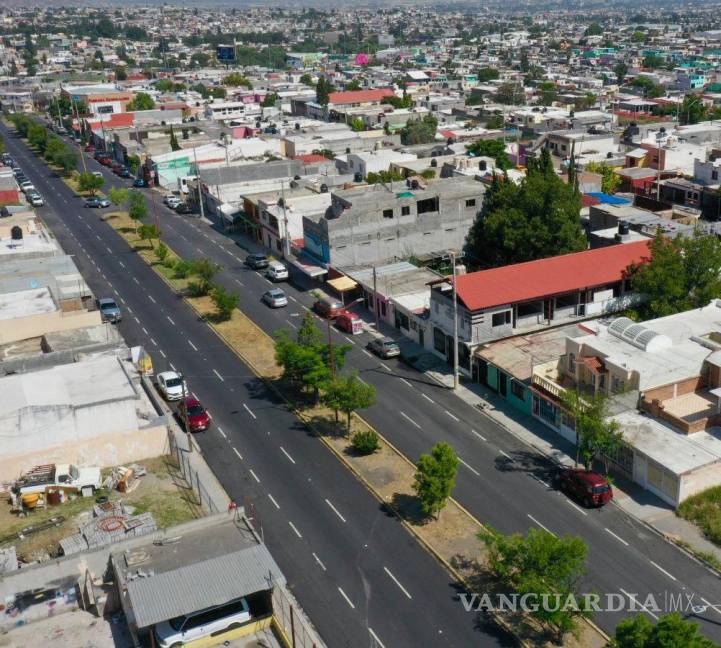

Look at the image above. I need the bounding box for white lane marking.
[362,349,373,358]
[243,403,257,419]
[280,446,296,464]
[357,376,369,385]
[286,319,297,329]
[159,350,166,358]
[134,316,140,324]
[218,427,227,439]
[527,514,556,536]
[379,362,392,372]
[344,335,356,345]
[445,410,460,422]
[532,474,551,488]
[233,448,243,460]
[125,305,132,312]
[620,589,659,620]
[213,369,224,382]
[368,628,385,648]
[312,552,327,571]
[169,362,176,371]
[106,246,112,253]
[499,450,514,462]
[288,295,298,303]
[566,499,588,516]
[400,378,412,387]
[325,498,346,523]
[132,277,139,284]
[119,261,125,268]
[234,279,245,287]
[188,340,198,351]
[288,521,302,538]
[148,295,156,304]
[337,587,355,609]
[195,246,203,253]
[267,493,280,509]
[400,411,421,429]
[383,566,412,599]
[142,327,148,335]
[249,469,260,483]
[605,528,629,546]
[150,338,157,347]
[458,456,480,476]
[471,429,487,441]
[167,316,175,325]
[421,393,434,404]
[649,560,677,582]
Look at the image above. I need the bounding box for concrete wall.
[678,460,721,503]
[0,309,102,345]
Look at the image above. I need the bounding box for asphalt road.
[9,124,721,643]
[1,126,515,648]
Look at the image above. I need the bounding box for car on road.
[156,371,187,401]
[177,396,211,433]
[165,195,182,209]
[335,310,363,335]
[91,171,104,178]
[12,167,23,177]
[154,596,250,648]
[174,203,195,215]
[20,181,35,194]
[262,288,288,308]
[367,337,401,359]
[85,197,111,208]
[244,253,269,270]
[97,297,121,323]
[27,192,44,207]
[265,261,288,282]
[313,295,344,319]
[554,468,613,508]
[133,177,148,188]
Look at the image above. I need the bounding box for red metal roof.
[294,154,330,164]
[88,113,134,130]
[328,88,394,106]
[453,240,651,311]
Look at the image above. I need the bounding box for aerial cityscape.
[5,3,721,648]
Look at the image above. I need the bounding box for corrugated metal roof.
[127,544,285,628]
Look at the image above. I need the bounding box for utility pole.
[372,265,379,332]
[450,251,459,391]
[327,319,336,380]
[192,146,205,220]
[180,374,191,452]
[280,180,290,259]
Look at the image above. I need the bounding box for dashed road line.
[148,295,156,304]
[233,448,243,460]
[368,628,385,648]
[337,587,355,609]
[527,514,555,536]
[400,411,421,429]
[243,403,257,419]
[150,338,157,347]
[142,327,148,335]
[649,560,677,581]
[286,319,297,329]
[188,340,198,351]
[620,589,659,620]
[421,393,434,404]
[218,427,227,439]
[312,552,326,571]
[325,498,346,523]
[605,528,629,546]
[565,499,587,516]
[344,335,356,345]
[400,378,412,387]
[280,446,296,464]
[445,410,460,422]
[167,316,175,325]
[288,521,302,538]
[267,493,280,509]
[379,362,392,372]
[499,450,514,462]
[362,349,373,358]
[213,369,225,382]
[249,469,260,483]
[457,457,480,476]
[471,429,486,441]
[159,350,166,358]
[383,566,412,599]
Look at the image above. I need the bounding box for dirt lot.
[0,455,203,564]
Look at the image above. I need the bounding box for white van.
[154,597,251,647]
[265,261,289,282]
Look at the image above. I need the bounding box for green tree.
[631,30,646,43]
[610,613,715,648]
[630,76,665,98]
[188,258,222,296]
[77,171,105,196]
[300,73,314,86]
[351,429,380,455]
[169,125,180,151]
[613,61,629,84]
[27,123,48,153]
[346,79,362,91]
[211,285,238,322]
[413,442,459,519]
[323,373,376,434]
[0,134,4,155]
[108,186,129,207]
[495,82,524,105]
[477,67,500,82]
[128,190,148,231]
[297,311,323,348]
[43,137,65,165]
[138,223,160,249]
[538,80,558,106]
[480,526,589,642]
[114,66,127,81]
[315,77,335,106]
[466,138,510,170]
[261,92,279,108]
[628,229,721,319]
[485,114,504,129]
[173,259,193,279]
[643,55,664,69]
[57,148,77,175]
[400,114,438,145]
[584,161,620,194]
[584,22,603,36]
[366,169,403,184]
[222,73,252,88]
[127,155,140,174]
[350,117,365,132]
[463,149,586,269]
[155,241,169,264]
[127,92,155,111]
[680,94,707,125]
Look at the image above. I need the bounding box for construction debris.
[103,463,147,493]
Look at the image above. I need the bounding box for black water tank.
[320,184,328,193]
[430,158,437,167]
[294,175,301,181]
[618,221,630,235]
[479,160,487,171]
[290,181,298,189]
[10,226,22,240]
[354,172,363,183]
[411,179,419,190]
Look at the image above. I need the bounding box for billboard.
[217,45,236,62]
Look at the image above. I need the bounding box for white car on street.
[157,371,187,401]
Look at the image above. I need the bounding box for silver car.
[262,289,288,308]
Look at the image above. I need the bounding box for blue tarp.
[586,192,631,206]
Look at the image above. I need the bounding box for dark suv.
[244,253,269,270]
[555,468,613,508]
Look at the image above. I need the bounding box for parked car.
[27,193,44,207]
[165,195,182,209]
[91,171,104,178]
[84,144,95,153]
[85,197,110,208]
[97,297,121,323]
[554,468,613,508]
[154,596,251,648]
[313,295,345,319]
[177,396,211,433]
[111,162,122,174]
[12,167,23,176]
[262,288,288,308]
[156,371,187,401]
[20,181,35,194]
[93,150,108,160]
[367,337,401,358]
[133,177,148,188]
[244,253,269,270]
[174,203,195,215]
[98,156,113,167]
[265,261,288,282]
[117,166,131,178]
[335,310,363,335]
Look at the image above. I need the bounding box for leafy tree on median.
[463,148,585,269]
[627,229,721,320]
[138,224,160,249]
[128,190,148,231]
[77,171,105,196]
[188,258,222,296]
[413,442,459,519]
[108,186,129,208]
[211,285,238,322]
[43,137,65,165]
[323,372,376,434]
[27,123,48,153]
[480,526,589,643]
[609,613,716,648]
[155,241,169,264]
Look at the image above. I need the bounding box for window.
[511,380,525,400]
[433,326,446,353]
[492,311,511,327]
[398,312,410,330]
[417,197,439,214]
[465,199,476,208]
[401,206,410,216]
[383,208,394,219]
[445,228,456,233]
[568,352,576,372]
[713,170,719,181]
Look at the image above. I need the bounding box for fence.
[167,432,221,515]
[272,583,327,648]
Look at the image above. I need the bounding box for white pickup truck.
[13,463,102,497]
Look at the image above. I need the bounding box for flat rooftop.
[0,287,56,320]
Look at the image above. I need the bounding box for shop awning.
[327,276,358,292]
[289,253,327,278]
